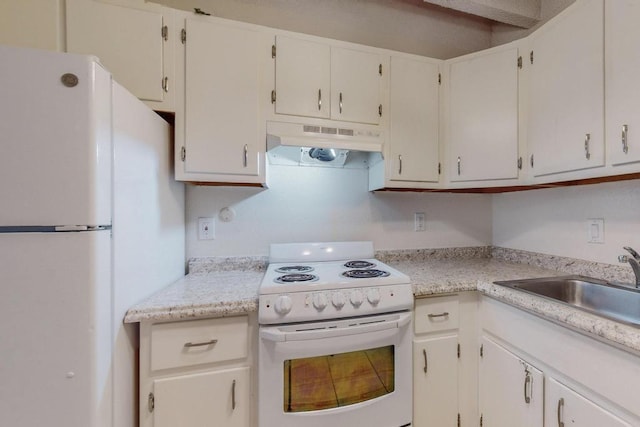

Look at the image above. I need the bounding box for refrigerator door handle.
[0,225,111,233]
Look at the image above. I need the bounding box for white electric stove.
[258,241,413,325]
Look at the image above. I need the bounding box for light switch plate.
[587,218,604,244]
[198,217,215,240]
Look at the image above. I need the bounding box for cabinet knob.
[339,92,343,114]
[318,89,322,111]
[457,156,461,175]
[398,155,403,175]
[622,124,629,154]
[243,144,248,168]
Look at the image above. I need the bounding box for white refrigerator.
[0,46,185,427]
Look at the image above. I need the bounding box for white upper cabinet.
[605,0,640,166]
[331,47,383,125]
[447,46,519,182]
[274,36,331,119]
[175,17,272,183]
[273,36,383,125]
[66,0,175,111]
[387,55,440,184]
[527,0,604,178]
[0,0,64,51]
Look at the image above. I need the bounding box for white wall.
[493,180,640,265]
[187,165,492,258]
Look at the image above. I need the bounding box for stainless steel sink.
[493,275,640,327]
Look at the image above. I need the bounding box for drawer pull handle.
[423,348,428,373]
[427,312,449,319]
[232,379,237,410]
[524,369,532,404]
[557,397,564,427]
[184,339,218,348]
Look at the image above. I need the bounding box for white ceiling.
[423,0,541,28]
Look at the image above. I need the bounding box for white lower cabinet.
[413,335,459,426]
[480,296,640,426]
[479,336,543,427]
[545,377,630,427]
[413,293,478,427]
[139,315,253,427]
[153,367,250,427]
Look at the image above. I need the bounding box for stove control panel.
[259,284,413,324]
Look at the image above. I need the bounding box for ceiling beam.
[423,0,541,28]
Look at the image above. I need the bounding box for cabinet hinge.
[517,56,522,69]
[148,392,155,413]
[480,344,484,358]
[271,90,276,104]
[458,413,461,427]
[438,73,442,85]
[530,50,534,64]
[378,104,382,117]
[379,63,382,76]
[181,28,186,44]
[517,156,523,170]
[161,25,168,41]
[480,414,483,427]
[162,76,169,93]
[438,162,441,175]
[457,343,461,358]
[180,146,186,162]
[272,44,276,58]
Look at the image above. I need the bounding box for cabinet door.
[153,367,250,427]
[182,18,266,177]
[388,56,440,183]
[479,336,543,427]
[528,0,604,177]
[605,0,640,166]
[274,35,330,119]
[331,47,382,124]
[448,47,519,182]
[66,0,168,104]
[0,0,63,51]
[545,377,631,427]
[413,335,459,427]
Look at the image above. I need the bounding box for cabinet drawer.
[414,295,459,333]
[151,316,248,371]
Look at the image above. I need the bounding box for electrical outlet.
[587,218,604,244]
[414,212,426,232]
[198,217,215,240]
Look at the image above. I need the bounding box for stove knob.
[367,288,381,306]
[312,293,328,311]
[274,295,293,315]
[331,292,346,309]
[350,290,364,307]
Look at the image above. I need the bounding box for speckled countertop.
[124,246,640,353]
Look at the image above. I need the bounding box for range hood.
[266,120,384,168]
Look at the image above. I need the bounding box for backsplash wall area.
[187,164,492,258]
[493,180,640,265]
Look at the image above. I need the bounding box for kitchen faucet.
[622,247,640,288]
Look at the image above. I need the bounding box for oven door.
[258,311,412,427]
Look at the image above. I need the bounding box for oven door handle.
[260,312,412,342]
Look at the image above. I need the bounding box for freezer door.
[0,230,112,427]
[0,46,112,227]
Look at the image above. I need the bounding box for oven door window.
[283,345,395,412]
